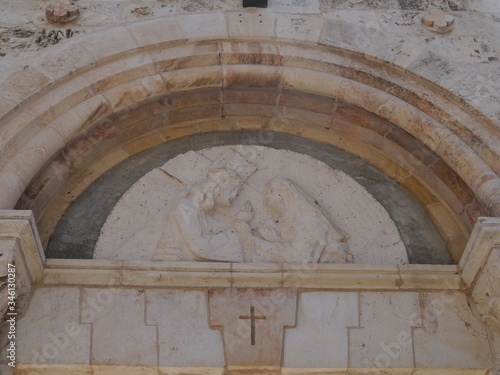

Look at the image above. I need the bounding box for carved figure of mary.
[235,178,352,264]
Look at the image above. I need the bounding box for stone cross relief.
[209,288,297,369]
[239,306,266,346]
[154,149,352,264]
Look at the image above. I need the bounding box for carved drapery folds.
[167,167,352,264]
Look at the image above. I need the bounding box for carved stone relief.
[94,146,407,264]
[209,288,297,370]
[167,168,352,263]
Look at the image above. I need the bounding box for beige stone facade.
[0,0,499,374]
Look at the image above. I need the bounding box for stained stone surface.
[48,132,451,264]
[283,292,358,367]
[0,0,498,373]
[13,287,494,371]
[17,288,91,365]
[413,292,493,369]
[146,290,224,367]
[349,292,421,368]
[209,288,297,367]
[93,145,407,264]
[81,288,157,366]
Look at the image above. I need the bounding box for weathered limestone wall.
[0,1,498,374]
[0,211,497,374]
[1,0,499,122]
[10,286,494,374]
[0,1,498,254]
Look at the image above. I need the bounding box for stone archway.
[0,28,498,260]
[0,12,499,374]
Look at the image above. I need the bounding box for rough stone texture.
[349,292,421,368]
[146,290,225,367]
[413,292,493,369]
[11,287,495,372]
[0,1,498,373]
[283,292,358,367]
[17,288,91,365]
[81,288,157,366]
[0,0,496,123]
[48,132,450,264]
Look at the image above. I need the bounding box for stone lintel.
[8,364,491,374]
[41,259,462,290]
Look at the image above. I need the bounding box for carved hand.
[236,201,254,223]
[233,220,252,238]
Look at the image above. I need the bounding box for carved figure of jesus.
[168,168,253,262]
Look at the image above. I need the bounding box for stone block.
[276,15,323,42]
[401,176,439,207]
[15,364,93,374]
[320,18,379,53]
[159,368,224,375]
[177,13,227,40]
[349,292,421,368]
[103,75,167,113]
[146,290,225,367]
[33,40,95,80]
[162,66,222,92]
[169,104,222,124]
[88,54,156,95]
[209,288,297,367]
[227,12,276,38]
[270,0,320,13]
[92,366,159,375]
[224,88,279,105]
[284,292,358,367]
[413,292,493,369]
[153,43,220,73]
[0,66,51,103]
[17,288,90,365]
[126,17,183,46]
[48,95,112,142]
[88,148,131,175]
[224,103,276,117]
[281,67,342,98]
[426,203,464,239]
[281,91,336,115]
[122,132,165,154]
[223,65,282,89]
[82,288,157,366]
[77,26,138,61]
[171,89,222,109]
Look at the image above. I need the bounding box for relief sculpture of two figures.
[163,165,352,264]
